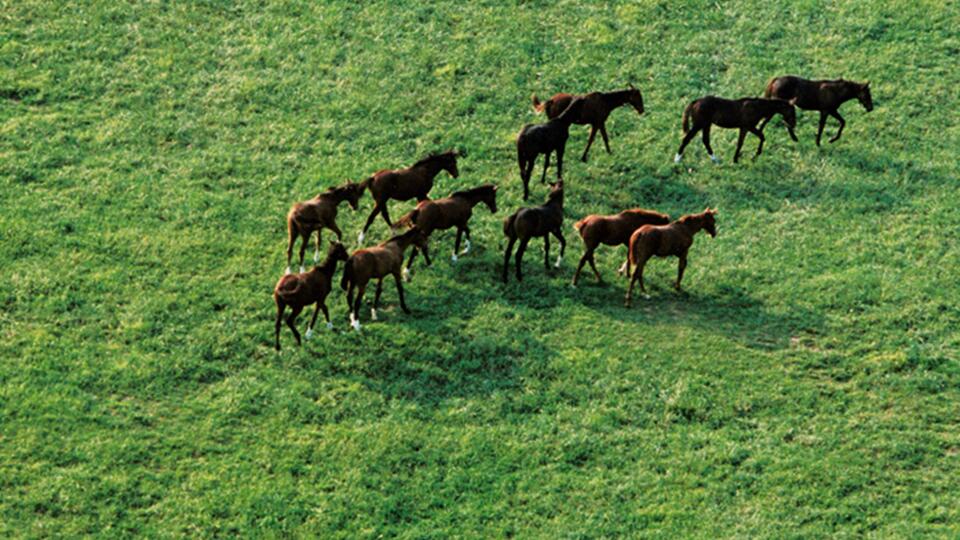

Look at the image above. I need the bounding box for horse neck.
[837,82,859,104]
[387,234,417,253]
[544,194,564,215]
[677,215,706,235]
[328,187,351,205]
[415,160,446,180]
[601,90,632,110]
[455,190,487,209]
[314,252,341,277]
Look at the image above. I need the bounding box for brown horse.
[625,208,717,306]
[357,151,460,245]
[273,242,349,350]
[285,180,363,274]
[674,97,798,164]
[394,184,498,275]
[517,98,585,200]
[763,76,873,146]
[340,227,430,331]
[571,208,670,286]
[532,85,645,162]
[502,181,565,283]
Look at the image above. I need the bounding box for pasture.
[2,1,959,536]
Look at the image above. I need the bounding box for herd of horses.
[273,75,874,350]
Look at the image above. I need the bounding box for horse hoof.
[284,266,292,275]
[351,319,361,332]
[326,322,334,330]
[370,308,378,321]
[299,266,305,274]
[554,255,562,268]
[673,153,682,163]
[305,328,313,340]
[643,294,652,300]
[451,254,458,263]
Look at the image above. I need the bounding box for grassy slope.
[2,0,959,537]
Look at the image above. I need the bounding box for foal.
[273,242,349,350]
[340,227,430,331]
[532,84,645,162]
[674,97,798,164]
[395,184,498,274]
[625,208,717,307]
[516,98,585,200]
[763,76,873,145]
[285,180,363,274]
[357,150,459,244]
[502,181,565,283]
[571,208,670,286]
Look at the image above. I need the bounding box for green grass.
[2,0,959,537]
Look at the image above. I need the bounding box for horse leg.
[306,301,321,339]
[522,158,535,200]
[625,256,649,307]
[380,201,394,228]
[404,248,417,281]
[828,110,845,143]
[286,306,303,346]
[359,203,381,244]
[320,302,332,330]
[702,125,718,163]
[328,222,343,242]
[460,225,471,255]
[515,237,530,282]
[285,225,297,274]
[751,127,766,159]
[393,272,411,314]
[675,254,687,291]
[588,251,602,282]
[581,125,598,162]
[298,232,310,273]
[556,146,565,180]
[502,236,516,283]
[733,128,747,163]
[543,234,551,272]
[553,227,565,268]
[372,278,383,320]
[599,123,611,154]
[540,152,550,184]
[351,283,366,331]
[816,111,828,146]
[675,126,699,162]
[572,246,592,286]
[274,300,285,351]
[452,228,462,262]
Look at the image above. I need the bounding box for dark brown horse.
[357,151,460,244]
[674,97,798,164]
[532,85,645,162]
[625,208,717,306]
[273,242,349,350]
[571,208,670,286]
[763,76,873,145]
[502,181,565,283]
[340,227,430,331]
[394,184,498,275]
[516,99,585,200]
[285,181,363,274]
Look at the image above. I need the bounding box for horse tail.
[628,230,647,266]
[275,277,303,303]
[358,176,374,195]
[340,258,354,291]
[503,212,517,239]
[394,208,419,230]
[531,93,545,113]
[573,216,588,233]
[681,102,692,134]
[762,77,776,99]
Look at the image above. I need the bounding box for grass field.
[2,0,959,537]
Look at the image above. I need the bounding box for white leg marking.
[299,265,305,274]
[357,231,365,245]
[402,267,411,282]
[351,317,361,331]
[285,266,292,275]
[709,154,719,164]
[370,308,378,321]
[674,153,683,163]
[554,254,562,268]
[305,328,313,340]
[643,293,652,300]
[617,261,628,275]
[461,239,471,255]
[451,254,458,263]
[326,322,334,330]
[313,248,320,263]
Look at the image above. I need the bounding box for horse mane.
[413,151,454,168]
[450,184,495,199]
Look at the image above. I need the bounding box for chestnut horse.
[674,97,798,164]
[273,242,349,350]
[394,184,498,274]
[516,98,584,200]
[285,180,363,274]
[502,181,565,283]
[357,151,459,244]
[532,84,645,162]
[763,76,873,145]
[571,208,670,286]
[625,208,717,307]
[340,227,430,331]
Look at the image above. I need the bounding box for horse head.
[627,83,645,115]
[857,82,873,112]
